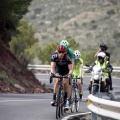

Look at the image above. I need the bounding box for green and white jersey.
[67,48,75,59]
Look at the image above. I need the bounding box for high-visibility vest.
[95,60,109,76]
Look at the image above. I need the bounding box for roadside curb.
[61,112,91,120]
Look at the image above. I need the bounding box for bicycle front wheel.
[56,86,63,119]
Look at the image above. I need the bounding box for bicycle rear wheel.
[70,87,75,113]
[74,88,80,112]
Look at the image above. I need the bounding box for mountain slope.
[24,0,120,65]
[0,40,48,93]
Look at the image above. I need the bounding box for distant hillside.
[23,0,120,65]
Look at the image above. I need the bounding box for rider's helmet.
[57,45,66,52]
[60,40,69,50]
[97,52,106,63]
[100,43,108,51]
[74,50,81,59]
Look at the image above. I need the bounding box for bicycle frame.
[51,75,68,119]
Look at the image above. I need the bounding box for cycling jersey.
[67,48,75,59]
[73,58,84,77]
[51,53,72,75]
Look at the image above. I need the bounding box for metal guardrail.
[27,64,120,72]
[87,92,120,120]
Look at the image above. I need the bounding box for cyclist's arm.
[94,49,101,58]
[79,66,83,77]
[71,58,74,71]
[79,59,83,77]
[68,64,73,75]
[50,62,56,73]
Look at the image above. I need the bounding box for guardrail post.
[91,112,97,120]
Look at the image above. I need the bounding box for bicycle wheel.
[60,90,64,116]
[70,87,75,113]
[75,88,80,112]
[56,86,61,119]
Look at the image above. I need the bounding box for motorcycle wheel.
[100,82,105,92]
[92,85,99,94]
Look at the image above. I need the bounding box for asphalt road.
[0,74,120,120]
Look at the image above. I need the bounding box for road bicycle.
[70,77,81,112]
[50,74,69,119]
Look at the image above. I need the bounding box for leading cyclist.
[50,45,73,109]
[60,40,75,107]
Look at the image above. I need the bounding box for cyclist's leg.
[63,78,71,109]
[77,77,83,100]
[51,68,60,106]
[51,78,59,106]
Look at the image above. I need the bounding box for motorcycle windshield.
[92,65,102,75]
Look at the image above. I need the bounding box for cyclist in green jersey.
[73,50,84,100]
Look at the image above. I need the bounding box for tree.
[82,51,95,65]
[41,42,59,64]
[67,38,79,50]
[0,0,32,46]
[9,19,38,65]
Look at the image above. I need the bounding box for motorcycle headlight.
[93,75,99,80]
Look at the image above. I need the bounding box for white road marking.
[61,112,91,120]
[0,99,49,103]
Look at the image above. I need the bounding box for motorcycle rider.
[94,43,113,90]
[88,52,113,93]
[72,50,84,100]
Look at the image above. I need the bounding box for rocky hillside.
[24,0,120,65]
[0,40,49,93]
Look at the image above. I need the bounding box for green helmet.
[60,40,69,50]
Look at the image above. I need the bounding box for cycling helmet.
[60,40,69,50]
[57,45,66,52]
[97,52,106,62]
[100,43,108,50]
[74,50,81,59]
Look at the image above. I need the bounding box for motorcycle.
[85,64,111,96]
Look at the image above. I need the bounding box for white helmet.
[97,52,106,59]
[74,50,81,59]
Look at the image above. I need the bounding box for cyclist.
[50,45,73,109]
[89,52,113,93]
[72,50,84,100]
[94,43,113,90]
[60,40,75,107]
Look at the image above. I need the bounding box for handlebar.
[85,69,91,73]
[50,74,69,79]
[49,74,70,84]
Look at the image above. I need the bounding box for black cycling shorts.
[55,67,69,76]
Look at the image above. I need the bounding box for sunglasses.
[58,51,65,54]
